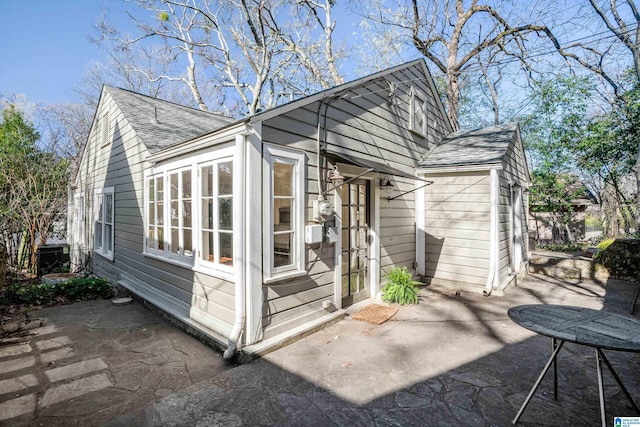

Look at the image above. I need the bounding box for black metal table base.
[512,339,640,426]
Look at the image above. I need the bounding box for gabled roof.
[419,123,517,169]
[105,86,236,154]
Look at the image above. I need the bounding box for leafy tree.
[0,104,70,272]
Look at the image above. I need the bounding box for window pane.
[148,228,155,249]
[105,195,113,224]
[170,173,178,199]
[274,162,293,196]
[105,224,112,252]
[182,170,191,198]
[158,227,164,250]
[274,198,292,229]
[274,232,292,267]
[183,200,192,228]
[184,229,192,257]
[95,222,102,250]
[219,198,232,230]
[148,202,155,225]
[202,199,213,229]
[201,166,213,197]
[219,232,233,266]
[218,162,233,195]
[156,177,163,198]
[170,201,178,226]
[171,228,179,254]
[157,202,164,224]
[148,178,154,201]
[202,231,213,262]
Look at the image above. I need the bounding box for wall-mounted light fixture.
[380,175,394,194]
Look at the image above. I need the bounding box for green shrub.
[381,266,420,305]
[1,277,115,306]
[537,242,587,252]
[596,238,615,250]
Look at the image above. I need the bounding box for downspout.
[223,132,248,359]
[484,169,499,296]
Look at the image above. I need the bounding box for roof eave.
[417,163,503,174]
[146,120,251,163]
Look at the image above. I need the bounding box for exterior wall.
[69,90,235,341]
[260,62,450,338]
[422,171,491,288]
[498,131,530,285]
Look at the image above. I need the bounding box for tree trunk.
[446,69,460,131]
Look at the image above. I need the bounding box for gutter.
[484,168,499,296]
[223,133,248,359]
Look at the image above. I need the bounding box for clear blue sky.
[0,0,109,105]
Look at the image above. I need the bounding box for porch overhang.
[328,150,430,182]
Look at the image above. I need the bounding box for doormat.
[351,304,398,325]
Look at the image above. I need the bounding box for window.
[73,193,85,246]
[143,146,235,274]
[200,160,233,270]
[410,88,426,136]
[263,145,305,280]
[94,187,114,260]
[147,175,165,253]
[101,112,110,146]
[168,169,194,259]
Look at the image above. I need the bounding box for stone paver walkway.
[0,299,233,426]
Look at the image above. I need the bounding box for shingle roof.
[419,123,517,169]
[105,86,236,153]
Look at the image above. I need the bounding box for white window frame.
[198,157,235,275]
[167,167,195,262]
[143,144,236,278]
[263,144,306,282]
[410,87,427,136]
[94,187,115,260]
[73,192,85,247]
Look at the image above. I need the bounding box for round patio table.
[508,304,640,426]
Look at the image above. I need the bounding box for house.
[68,59,530,358]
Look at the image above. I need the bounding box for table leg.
[597,348,640,413]
[596,349,606,427]
[512,340,565,425]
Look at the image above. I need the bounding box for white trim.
[512,186,523,274]
[262,144,306,281]
[94,186,115,261]
[418,164,503,174]
[244,122,263,345]
[370,178,381,298]
[333,180,343,309]
[415,179,426,276]
[483,169,500,296]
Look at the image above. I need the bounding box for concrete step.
[528,251,609,281]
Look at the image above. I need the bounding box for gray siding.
[70,90,235,339]
[423,172,491,287]
[498,130,530,285]
[260,62,449,335]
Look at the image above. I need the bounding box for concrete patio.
[1,272,639,426]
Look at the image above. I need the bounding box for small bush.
[1,277,115,306]
[381,266,420,305]
[537,242,587,252]
[596,238,615,250]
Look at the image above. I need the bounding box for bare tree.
[93,0,347,116]
[362,0,557,131]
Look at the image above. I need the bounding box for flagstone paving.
[0,299,233,426]
[1,273,639,426]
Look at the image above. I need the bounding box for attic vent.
[101,112,110,146]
